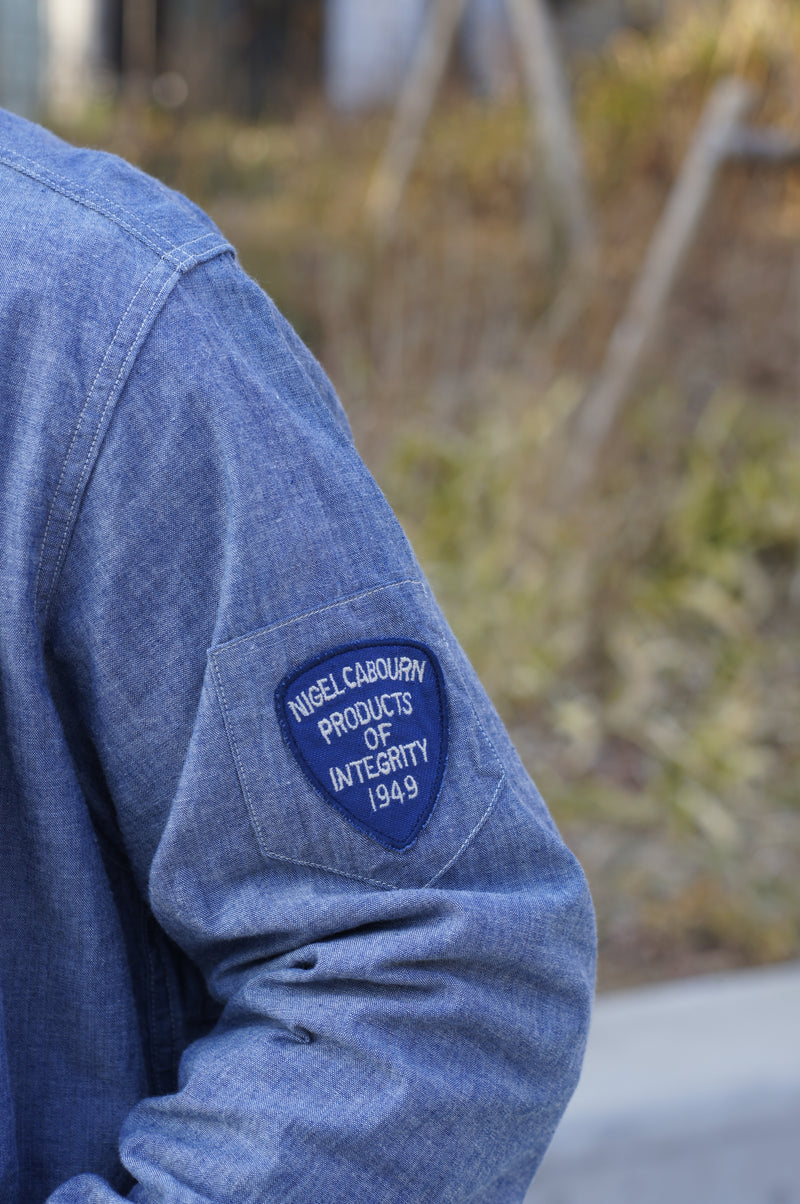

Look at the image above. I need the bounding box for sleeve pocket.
[208,580,505,890]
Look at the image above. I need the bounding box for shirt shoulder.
[0,111,233,627]
[0,108,227,266]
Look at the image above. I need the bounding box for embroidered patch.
[275,641,449,850]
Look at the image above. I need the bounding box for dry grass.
[53,0,800,988]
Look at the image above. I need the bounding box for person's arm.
[45,255,595,1204]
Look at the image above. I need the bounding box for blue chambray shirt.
[0,109,595,1203]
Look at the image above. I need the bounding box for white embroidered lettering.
[321,695,407,741]
[279,642,445,842]
[331,764,353,792]
[364,755,380,780]
[329,712,346,738]
[364,726,380,751]
[403,741,419,767]
[350,758,366,784]
[288,698,310,723]
[376,750,391,775]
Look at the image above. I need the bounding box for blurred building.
[0,0,41,117]
[326,0,666,111]
[325,0,427,111]
[0,0,111,117]
[0,0,323,117]
[0,0,665,120]
[323,0,516,110]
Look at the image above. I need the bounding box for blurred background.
[2,0,798,995]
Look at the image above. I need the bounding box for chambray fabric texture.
[0,109,596,1204]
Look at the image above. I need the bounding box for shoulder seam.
[0,147,230,268]
[35,248,231,630]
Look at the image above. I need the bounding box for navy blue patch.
[275,641,448,851]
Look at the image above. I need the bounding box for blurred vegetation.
[52,0,800,988]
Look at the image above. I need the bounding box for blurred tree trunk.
[366,0,471,236]
[506,0,595,263]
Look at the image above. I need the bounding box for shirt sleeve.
[44,253,595,1204]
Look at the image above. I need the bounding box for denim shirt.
[0,109,595,1204]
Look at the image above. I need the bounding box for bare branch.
[366,0,469,239]
[557,77,755,501]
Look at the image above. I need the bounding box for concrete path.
[525,961,800,1203]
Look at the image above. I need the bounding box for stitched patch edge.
[275,639,450,851]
